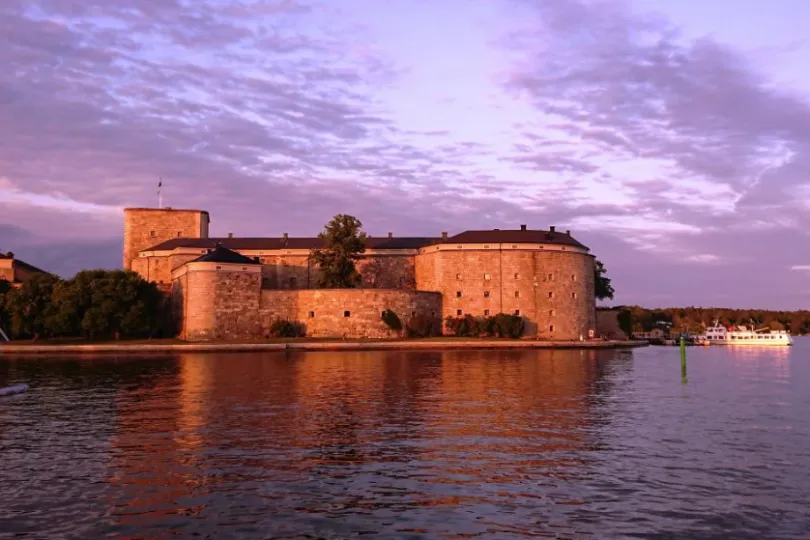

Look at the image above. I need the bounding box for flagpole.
[158,178,163,209]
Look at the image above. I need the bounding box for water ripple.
[1,345,810,539]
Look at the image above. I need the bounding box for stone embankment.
[0,339,647,355]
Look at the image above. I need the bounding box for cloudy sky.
[2,0,810,309]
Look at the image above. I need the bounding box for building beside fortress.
[123,207,597,341]
[0,250,49,288]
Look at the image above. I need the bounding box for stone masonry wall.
[414,248,595,340]
[123,208,208,271]
[259,289,442,339]
[173,263,262,341]
[258,253,415,290]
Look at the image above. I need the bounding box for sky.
[2,0,810,310]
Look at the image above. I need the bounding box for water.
[1,343,809,539]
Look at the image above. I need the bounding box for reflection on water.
[1,345,809,539]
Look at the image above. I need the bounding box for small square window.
[547,273,553,280]
[514,291,520,298]
[548,291,553,299]
[216,265,222,270]
[456,273,462,280]
[549,325,555,333]
[456,309,462,316]
[412,311,416,317]
[309,311,315,318]
[150,230,156,237]
[572,292,577,299]
[514,273,520,279]
[515,309,521,316]
[571,274,577,281]
[456,291,462,298]
[484,291,490,297]
[549,309,555,316]
[484,273,491,280]
[484,309,490,316]
[344,311,351,317]
[177,231,182,237]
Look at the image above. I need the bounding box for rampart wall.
[259,289,442,339]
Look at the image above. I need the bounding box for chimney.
[566,229,571,235]
[283,233,288,240]
[228,232,233,238]
[441,232,448,239]
[388,232,393,239]
[549,226,556,232]
[7,251,13,259]
[520,224,527,231]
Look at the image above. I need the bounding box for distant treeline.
[607,305,810,336]
[0,270,167,340]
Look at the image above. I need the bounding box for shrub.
[444,314,481,337]
[381,309,402,331]
[269,319,306,338]
[406,314,441,338]
[444,313,524,339]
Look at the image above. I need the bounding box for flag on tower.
[157,178,163,208]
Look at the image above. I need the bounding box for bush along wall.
[444,313,525,339]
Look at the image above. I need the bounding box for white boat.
[705,320,793,347]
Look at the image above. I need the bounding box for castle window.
[571,292,577,299]
[548,291,554,299]
[484,309,490,316]
[456,291,462,298]
[177,231,181,237]
[512,245,518,248]
[456,273,462,280]
[309,311,315,318]
[150,230,156,237]
[456,309,462,316]
[484,273,491,280]
[216,266,222,270]
[484,291,490,297]
[412,311,416,317]
[549,325,555,332]
[431,311,436,317]
[344,311,351,317]
[484,245,490,249]
[515,309,521,316]
[381,311,386,318]
[547,273,553,280]
[549,309,555,316]
[572,274,577,281]
[514,273,520,279]
[514,291,520,298]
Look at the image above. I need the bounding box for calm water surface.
[1,342,809,539]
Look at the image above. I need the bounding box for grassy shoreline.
[0,337,647,355]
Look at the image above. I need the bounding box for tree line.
[610,305,810,336]
[0,270,166,340]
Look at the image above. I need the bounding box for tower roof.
[189,244,261,265]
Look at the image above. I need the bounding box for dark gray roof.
[445,229,588,250]
[0,251,50,274]
[189,244,261,265]
[145,236,441,252]
[143,228,589,253]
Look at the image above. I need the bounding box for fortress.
[123,207,598,341]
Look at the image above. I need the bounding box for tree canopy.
[309,214,367,288]
[607,305,810,335]
[594,259,614,301]
[1,269,165,340]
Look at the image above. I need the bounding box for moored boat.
[705,320,792,347]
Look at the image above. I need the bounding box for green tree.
[4,273,61,339]
[594,259,615,301]
[0,280,11,333]
[309,214,367,288]
[80,270,164,339]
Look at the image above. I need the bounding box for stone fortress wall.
[127,208,597,341]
